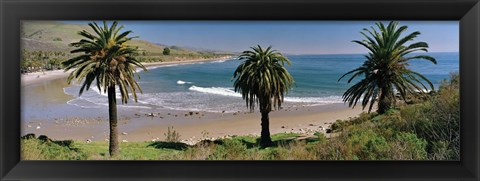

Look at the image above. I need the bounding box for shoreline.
[21,55,234,87]
[20,54,368,145]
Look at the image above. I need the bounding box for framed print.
[1,0,479,180]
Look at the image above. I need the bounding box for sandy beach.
[22,103,365,144]
[21,55,367,144]
[21,56,233,87]
[22,69,74,87]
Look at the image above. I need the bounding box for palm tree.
[62,21,147,157]
[339,21,437,114]
[232,45,294,147]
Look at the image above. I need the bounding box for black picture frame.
[1,0,479,180]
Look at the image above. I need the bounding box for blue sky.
[63,21,459,54]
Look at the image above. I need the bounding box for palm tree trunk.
[108,86,119,157]
[260,110,273,147]
[378,87,392,114]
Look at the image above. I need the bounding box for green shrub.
[21,138,86,160]
[430,141,454,160]
[164,126,181,142]
[402,73,460,160]
[263,147,289,160]
[266,141,315,160]
[330,120,346,132]
[163,47,171,55]
[389,132,428,160]
[316,132,328,144]
[331,112,376,132]
[176,143,215,160]
[211,139,248,160]
[361,135,390,160]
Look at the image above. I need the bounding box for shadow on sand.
[22,134,81,152]
[146,135,321,150]
[148,141,189,150]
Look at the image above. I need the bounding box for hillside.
[20,21,232,70]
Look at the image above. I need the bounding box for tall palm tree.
[62,21,147,156]
[232,45,294,147]
[339,21,437,114]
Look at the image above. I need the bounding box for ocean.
[63,52,459,113]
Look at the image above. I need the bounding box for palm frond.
[340,21,436,113]
[63,21,145,104]
[232,45,294,113]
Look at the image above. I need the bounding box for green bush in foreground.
[330,72,459,160]
[21,135,86,160]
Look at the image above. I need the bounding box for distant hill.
[21,21,232,60]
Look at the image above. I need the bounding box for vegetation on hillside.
[330,73,459,160]
[21,50,67,73]
[162,47,171,55]
[20,21,232,73]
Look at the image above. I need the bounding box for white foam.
[64,83,151,109]
[210,59,230,63]
[66,97,106,109]
[63,87,74,96]
[284,96,343,104]
[66,97,151,109]
[136,58,234,73]
[91,86,108,97]
[118,105,152,109]
[393,88,433,94]
[189,86,241,98]
[65,84,344,112]
[177,80,192,85]
[188,85,343,104]
[136,64,179,73]
[136,91,244,113]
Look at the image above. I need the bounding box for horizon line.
[148,40,458,56]
[224,51,459,56]
[281,51,459,56]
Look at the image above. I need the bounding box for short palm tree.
[62,21,147,156]
[339,21,437,114]
[232,45,294,147]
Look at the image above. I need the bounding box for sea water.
[64,52,459,113]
